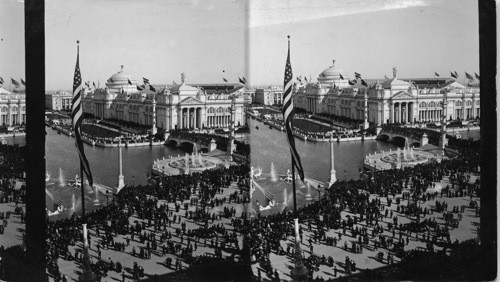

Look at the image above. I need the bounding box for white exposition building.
[82,66,246,131]
[0,86,26,126]
[293,61,480,126]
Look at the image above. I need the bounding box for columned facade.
[0,88,26,126]
[81,67,246,132]
[293,62,481,126]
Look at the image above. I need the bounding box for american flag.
[282,36,304,181]
[71,42,93,188]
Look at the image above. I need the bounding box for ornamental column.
[363,93,369,129]
[117,143,125,191]
[151,95,157,135]
[329,137,337,186]
[461,94,466,120]
[471,92,476,119]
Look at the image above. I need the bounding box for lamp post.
[106,190,109,206]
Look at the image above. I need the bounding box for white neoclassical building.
[45,91,73,111]
[82,66,246,131]
[294,62,480,126]
[0,87,26,126]
[254,86,284,105]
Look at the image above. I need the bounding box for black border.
[25,0,46,279]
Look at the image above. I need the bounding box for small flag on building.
[137,85,144,91]
[454,71,459,77]
[238,77,245,84]
[71,41,93,188]
[450,72,458,79]
[0,76,3,83]
[93,82,96,87]
[465,72,474,81]
[475,72,480,80]
[282,35,304,182]
[434,72,440,77]
[361,79,368,87]
[21,79,26,86]
[348,80,355,85]
[354,72,361,79]
[11,78,20,87]
[339,73,344,80]
[223,77,228,83]
[143,77,150,85]
[149,84,156,92]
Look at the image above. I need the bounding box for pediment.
[391,91,415,99]
[180,97,203,105]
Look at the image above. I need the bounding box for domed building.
[81,66,246,131]
[317,61,350,89]
[294,61,480,127]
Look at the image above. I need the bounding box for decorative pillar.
[439,90,448,150]
[329,137,337,186]
[117,143,125,191]
[390,102,394,123]
[471,92,476,119]
[363,93,369,129]
[151,95,157,135]
[462,94,466,120]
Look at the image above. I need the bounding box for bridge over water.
[165,135,217,152]
[377,128,426,147]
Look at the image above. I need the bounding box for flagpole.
[287,35,308,282]
[76,40,95,282]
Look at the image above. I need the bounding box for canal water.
[50,120,466,217]
[249,118,396,183]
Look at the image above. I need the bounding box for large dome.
[317,61,349,89]
[108,65,136,84]
[320,65,345,78]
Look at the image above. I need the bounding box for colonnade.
[179,107,202,129]
[418,109,443,122]
[390,101,414,123]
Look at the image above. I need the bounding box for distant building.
[82,66,247,131]
[294,62,480,126]
[45,91,73,111]
[255,86,284,105]
[0,87,26,125]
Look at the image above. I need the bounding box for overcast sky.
[0,0,25,90]
[249,0,479,85]
[0,0,480,90]
[45,0,246,90]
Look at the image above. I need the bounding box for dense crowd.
[46,165,250,281]
[46,127,481,280]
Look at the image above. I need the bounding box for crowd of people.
[45,122,481,280]
[46,164,251,281]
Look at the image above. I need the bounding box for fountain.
[46,168,112,220]
[94,186,100,204]
[191,152,196,166]
[71,193,76,211]
[396,148,401,167]
[58,167,66,187]
[198,153,202,165]
[305,182,312,201]
[270,162,278,182]
[283,188,288,206]
[250,165,325,216]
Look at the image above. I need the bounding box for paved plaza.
[51,171,480,281]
